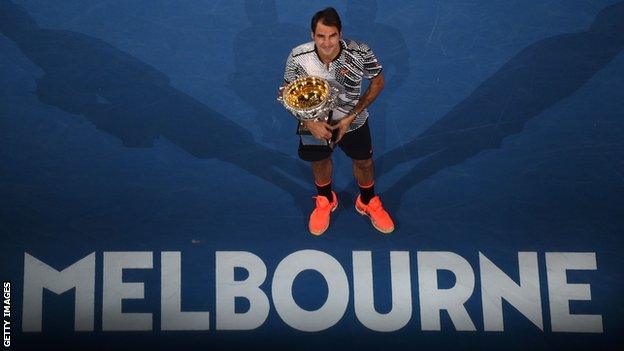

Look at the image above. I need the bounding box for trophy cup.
[277,76,341,147]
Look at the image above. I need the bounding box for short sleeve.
[361,43,383,79]
[283,52,300,83]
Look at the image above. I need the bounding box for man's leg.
[307,157,338,235]
[296,138,338,235]
[353,159,395,233]
[338,121,394,234]
[312,157,333,186]
[352,158,374,190]
[353,157,376,205]
[351,157,394,234]
[312,156,334,201]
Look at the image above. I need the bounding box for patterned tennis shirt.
[283,39,383,132]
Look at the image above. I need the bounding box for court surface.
[1,1,623,350]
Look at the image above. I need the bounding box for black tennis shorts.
[298,119,373,162]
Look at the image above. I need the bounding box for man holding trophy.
[279,7,394,235]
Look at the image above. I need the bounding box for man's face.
[312,21,341,58]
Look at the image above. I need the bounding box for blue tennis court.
[1,1,623,350]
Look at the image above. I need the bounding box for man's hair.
[311,7,342,33]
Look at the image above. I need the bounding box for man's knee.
[353,158,373,170]
[312,157,332,167]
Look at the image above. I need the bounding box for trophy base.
[296,111,337,148]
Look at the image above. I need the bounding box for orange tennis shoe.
[355,195,395,234]
[308,191,338,236]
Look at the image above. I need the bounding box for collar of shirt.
[313,39,346,65]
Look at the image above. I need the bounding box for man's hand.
[303,120,333,141]
[330,114,356,143]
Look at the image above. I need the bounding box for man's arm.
[351,72,385,118]
[331,72,385,143]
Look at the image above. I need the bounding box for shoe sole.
[309,202,338,236]
[355,204,395,234]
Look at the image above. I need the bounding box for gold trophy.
[278,76,341,147]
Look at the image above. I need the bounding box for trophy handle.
[276,86,285,102]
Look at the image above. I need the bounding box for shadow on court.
[0,0,310,215]
[374,1,624,211]
[230,0,308,148]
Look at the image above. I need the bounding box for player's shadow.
[229,0,308,150]
[374,1,624,211]
[0,0,310,215]
[344,0,410,173]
